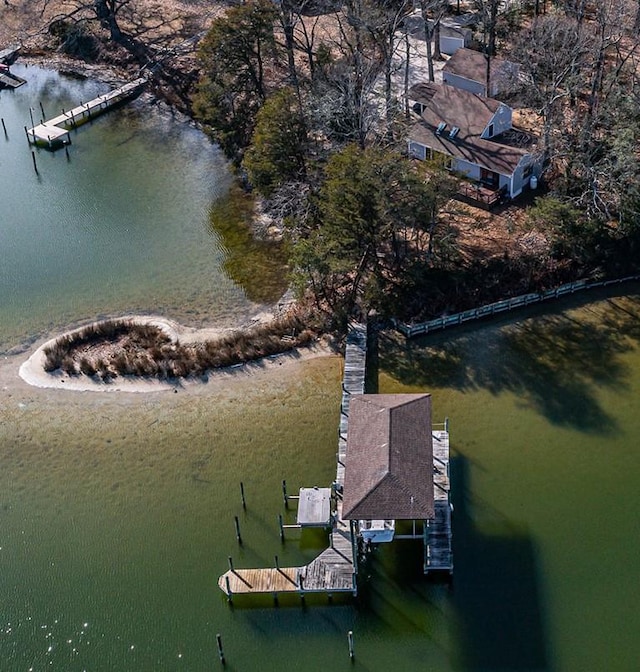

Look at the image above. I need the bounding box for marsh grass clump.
[41,308,329,382]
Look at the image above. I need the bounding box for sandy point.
[18,315,336,393]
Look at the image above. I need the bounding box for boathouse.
[342,394,434,543]
[342,393,452,574]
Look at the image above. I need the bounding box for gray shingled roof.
[408,82,528,175]
[342,394,434,521]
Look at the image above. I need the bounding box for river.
[1,65,640,671]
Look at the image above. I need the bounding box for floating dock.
[26,77,147,148]
[217,324,367,601]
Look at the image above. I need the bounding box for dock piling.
[1,117,6,136]
[282,479,289,508]
[224,575,232,603]
[240,481,246,509]
[227,556,234,572]
[28,107,34,128]
[275,555,279,570]
[216,633,225,665]
[348,631,354,660]
[39,101,45,118]
[233,516,242,545]
[278,514,285,542]
[31,151,38,175]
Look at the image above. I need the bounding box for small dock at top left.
[0,45,25,90]
[26,77,147,149]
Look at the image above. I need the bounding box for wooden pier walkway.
[218,324,367,601]
[26,77,147,148]
[337,323,367,485]
[424,427,453,573]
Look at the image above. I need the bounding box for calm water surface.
[1,66,640,672]
[0,64,286,354]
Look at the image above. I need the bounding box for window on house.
[487,123,494,138]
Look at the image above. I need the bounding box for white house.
[407,82,539,203]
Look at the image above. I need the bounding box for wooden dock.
[218,324,367,602]
[0,70,26,90]
[424,426,453,573]
[0,46,20,65]
[26,77,147,148]
[337,323,367,485]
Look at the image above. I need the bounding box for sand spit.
[18,315,334,393]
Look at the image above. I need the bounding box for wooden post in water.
[282,479,289,508]
[240,481,246,509]
[225,575,232,604]
[31,151,38,175]
[1,117,6,136]
[274,555,279,570]
[234,516,242,545]
[216,633,225,665]
[278,514,285,542]
[348,631,354,660]
[28,107,34,128]
[227,556,234,572]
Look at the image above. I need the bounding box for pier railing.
[393,274,640,338]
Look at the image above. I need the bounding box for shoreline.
[18,314,336,393]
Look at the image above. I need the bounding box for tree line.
[33,0,640,324]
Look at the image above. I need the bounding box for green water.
[0,64,287,355]
[2,288,640,670]
[2,65,640,671]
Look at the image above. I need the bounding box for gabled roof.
[442,48,517,87]
[408,82,528,175]
[342,394,434,521]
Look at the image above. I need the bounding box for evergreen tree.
[243,88,308,197]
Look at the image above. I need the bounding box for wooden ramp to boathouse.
[336,323,367,485]
[424,427,453,573]
[26,77,147,147]
[218,324,367,602]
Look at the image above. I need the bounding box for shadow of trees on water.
[380,289,640,434]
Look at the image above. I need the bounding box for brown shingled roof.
[442,47,515,86]
[408,82,528,175]
[342,394,434,521]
